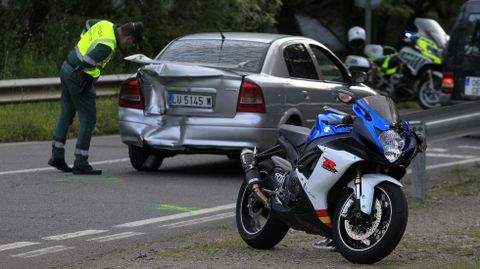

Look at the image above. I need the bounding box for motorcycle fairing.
[296,145,363,228]
[398,46,433,76]
[307,113,352,142]
[353,98,391,153]
[347,173,403,214]
[415,36,442,64]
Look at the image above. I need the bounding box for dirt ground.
[65,164,480,269]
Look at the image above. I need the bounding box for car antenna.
[218,30,226,64]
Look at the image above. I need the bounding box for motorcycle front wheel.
[332,182,408,264]
[416,71,442,109]
[236,181,289,249]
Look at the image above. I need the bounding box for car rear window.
[464,14,480,56]
[157,39,270,73]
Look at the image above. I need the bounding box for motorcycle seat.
[278,124,311,147]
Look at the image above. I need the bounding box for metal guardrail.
[401,101,480,142]
[400,101,480,200]
[0,74,132,103]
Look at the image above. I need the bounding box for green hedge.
[0,96,119,143]
[0,0,282,80]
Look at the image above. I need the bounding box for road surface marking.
[12,245,74,258]
[87,232,144,242]
[428,112,480,126]
[155,204,199,212]
[114,203,236,228]
[426,153,476,159]
[159,212,235,229]
[426,147,448,152]
[0,158,129,176]
[459,145,480,150]
[0,141,43,147]
[0,242,40,252]
[42,229,109,241]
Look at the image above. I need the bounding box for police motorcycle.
[236,89,426,264]
[345,18,449,109]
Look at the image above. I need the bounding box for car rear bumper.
[119,108,279,152]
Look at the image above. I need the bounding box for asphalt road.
[0,135,479,268]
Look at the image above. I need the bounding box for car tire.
[227,153,240,160]
[285,117,302,126]
[128,145,164,171]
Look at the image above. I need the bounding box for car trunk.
[138,63,244,118]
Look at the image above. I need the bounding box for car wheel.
[128,145,164,171]
[227,153,240,160]
[285,117,302,126]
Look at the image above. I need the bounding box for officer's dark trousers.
[52,61,96,166]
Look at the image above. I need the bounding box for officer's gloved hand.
[80,73,95,94]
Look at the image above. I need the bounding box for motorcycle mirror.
[351,71,367,84]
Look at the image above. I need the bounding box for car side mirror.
[351,71,367,84]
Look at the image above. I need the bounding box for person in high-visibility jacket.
[48,20,143,175]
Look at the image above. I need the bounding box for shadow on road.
[122,158,244,179]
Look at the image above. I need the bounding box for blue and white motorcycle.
[236,90,425,264]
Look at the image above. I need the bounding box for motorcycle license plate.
[167,93,213,108]
[465,76,480,96]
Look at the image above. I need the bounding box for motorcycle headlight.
[379,130,405,163]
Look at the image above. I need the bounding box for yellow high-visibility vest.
[74,20,117,78]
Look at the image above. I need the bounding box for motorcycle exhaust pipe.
[240,148,269,208]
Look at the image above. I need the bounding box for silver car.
[118,33,377,171]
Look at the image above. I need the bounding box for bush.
[0,96,119,143]
[0,0,282,79]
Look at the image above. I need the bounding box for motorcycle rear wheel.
[332,182,408,264]
[236,181,289,249]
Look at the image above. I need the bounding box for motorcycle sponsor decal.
[322,157,338,173]
[316,209,332,228]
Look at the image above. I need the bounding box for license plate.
[167,93,213,108]
[465,76,480,96]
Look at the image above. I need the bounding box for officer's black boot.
[72,154,102,175]
[48,145,72,172]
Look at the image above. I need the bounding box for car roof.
[176,32,305,44]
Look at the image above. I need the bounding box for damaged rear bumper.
[119,108,278,153]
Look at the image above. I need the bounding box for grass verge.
[0,96,119,143]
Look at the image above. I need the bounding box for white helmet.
[348,26,366,49]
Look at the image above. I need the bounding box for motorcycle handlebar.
[326,115,354,125]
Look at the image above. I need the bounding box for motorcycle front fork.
[353,165,363,214]
[426,69,436,92]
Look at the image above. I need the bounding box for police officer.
[48,20,143,175]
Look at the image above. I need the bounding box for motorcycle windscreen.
[414,18,449,48]
[362,95,399,123]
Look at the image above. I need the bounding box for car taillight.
[237,81,265,113]
[441,71,454,94]
[119,78,145,109]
